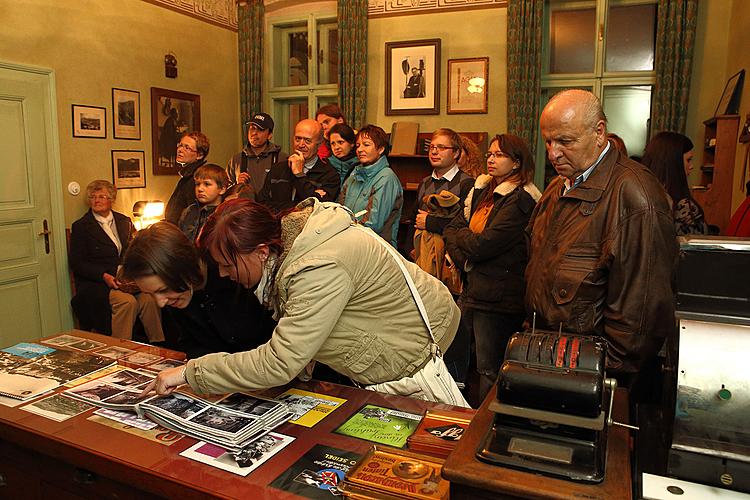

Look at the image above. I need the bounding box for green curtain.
[238,0,265,125]
[651,0,698,134]
[338,0,368,128]
[506,0,543,156]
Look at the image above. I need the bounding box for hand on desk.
[140,365,187,397]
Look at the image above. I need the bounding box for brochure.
[276,388,347,428]
[2,343,55,359]
[333,404,422,448]
[180,433,295,476]
[270,444,361,499]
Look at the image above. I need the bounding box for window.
[538,0,657,186]
[267,12,338,152]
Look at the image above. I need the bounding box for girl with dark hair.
[642,131,708,235]
[133,198,460,402]
[444,134,542,402]
[338,125,403,247]
[327,123,359,185]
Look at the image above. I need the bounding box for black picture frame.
[111,150,146,189]
[150,87,201,175]
[112,88,141,140]
[385,39,441,115]
[714,69,745,117]
[71,104,107,138]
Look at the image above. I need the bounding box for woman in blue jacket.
[338,125,403,247]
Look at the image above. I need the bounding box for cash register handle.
[606,378,639,430]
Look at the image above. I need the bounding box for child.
[178,164,228,242]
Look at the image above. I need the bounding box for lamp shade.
[133,200,165,218]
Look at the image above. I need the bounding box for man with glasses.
[408,128,474,258]
[165,131,210,224]
[257,119,340,212]
[226,112,288,193]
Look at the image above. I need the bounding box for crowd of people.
[70,92,716,406]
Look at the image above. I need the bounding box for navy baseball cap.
[246,112,274,131]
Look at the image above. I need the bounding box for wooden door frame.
[0,60,72,329]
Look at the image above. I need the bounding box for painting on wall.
[385,39,441,115]
[150,87,201,175]
[111,150,146,189]
[112,88,141,140]
[447,57,489,114]
[72,105,107,138]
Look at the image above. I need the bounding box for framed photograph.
[447,57,489,114]
[714,69,745,117]
[71,105,106,138]
[112,88,141,140]
[150,87,201,175]
[385,39,441,115]
[111,150,146,189]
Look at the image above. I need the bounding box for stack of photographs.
[407,408,475,458]
[339,445,449,500]
[64,368,156,410]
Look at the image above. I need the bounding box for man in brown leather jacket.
[525,89,677,379]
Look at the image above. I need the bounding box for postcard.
[93,346,135,360]
[180,433,294,476]
[2,343,55,359]
[66,339,106,351]
[41,334,85,347]
[22,393,93,421]
[143,358,184,372]
[334,404,422,448]
[122,352,163,366]
[270,444,361,499]
[276,388,347,427]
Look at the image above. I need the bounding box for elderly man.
[164,131,210,224]
[525,89,677,380]
[226,112,288,193]
[256,118,340,212]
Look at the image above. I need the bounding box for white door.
[0,63,69,345]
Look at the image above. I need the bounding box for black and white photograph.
[102,390,149,406]
[385,39,441,115]
[68,381,122,402]
[112,88,140,139]
[12,350,114,384]
[93,346,135,360]
[0,352,28,372]
[150,87,200,175]
[72,104,107,138]
[66,338,106,352]
[146,392,208,419]
[217,393,282,416]
[190,407,255,434]
[111,150,146,189]
[122,351,162,365]
[41,334,84,348]
[22,393,93,422]
[143,358,184,372]
[98,368,154,388]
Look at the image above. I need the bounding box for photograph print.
[112,88,141,139]
[385,39,441,115]
[150,87,201,175]
[72,104,107,138]
[111,150,146,189]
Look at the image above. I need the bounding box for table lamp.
[132,200,165,230]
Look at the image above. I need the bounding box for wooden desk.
[0,331,465,499]
[442,388,632,499]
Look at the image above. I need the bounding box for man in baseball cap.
[226,112,288,192]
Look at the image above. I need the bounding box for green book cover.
[334,404,422,448]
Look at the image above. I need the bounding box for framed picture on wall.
[150,87,201,175]
[72,105,106,138]
[385,39,441,115]
[111,150,146,189]
[447,57,489,114]
[112,88,141,140]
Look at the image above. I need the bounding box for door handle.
[39,219,50,254]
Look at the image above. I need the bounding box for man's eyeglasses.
[485,151,511,160]
[88,195,112,201]
[428,144,456,153]
[177,143,197,152]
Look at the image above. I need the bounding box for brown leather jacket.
[525,147,677,374]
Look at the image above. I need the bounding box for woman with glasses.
[69,180,164,343]
[338,124,403,247]
[444,134,542,403]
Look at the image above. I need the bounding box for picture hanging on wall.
[72,105,107,139]
[112,88,141,140]
[447,57,489,114]
[150,87,201,175]
[385,39,441,115]
[111,150,146,189]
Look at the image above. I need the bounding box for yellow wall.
[367,7,507,139]
[726,0,750,210]
[0,0,240,226]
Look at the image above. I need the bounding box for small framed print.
[111,150,146,189]
[447,58,489,114]
[385,39,441,115]
[112,88,141,140]
[72,104,106,138]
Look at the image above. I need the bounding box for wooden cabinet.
[692,115,740,233]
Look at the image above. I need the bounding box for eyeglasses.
[177,143,197,152]
[485,151,511,160]
[294,136,314,146]
[428,144,456,153]
[88,195,112,201]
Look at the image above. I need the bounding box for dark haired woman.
[338,124,403,247]
[444,133,542,402]
[126,199,461,404]
[327,123,359,185]
[642,131,708,235]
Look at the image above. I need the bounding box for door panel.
[0,65,64,345]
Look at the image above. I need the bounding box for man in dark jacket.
[164,131,209,224]
[256,119,340,212]
[226,112,288,193]
[525,89,677,382]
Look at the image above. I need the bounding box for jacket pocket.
[552,245,601,305]
[343,330,409,382]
